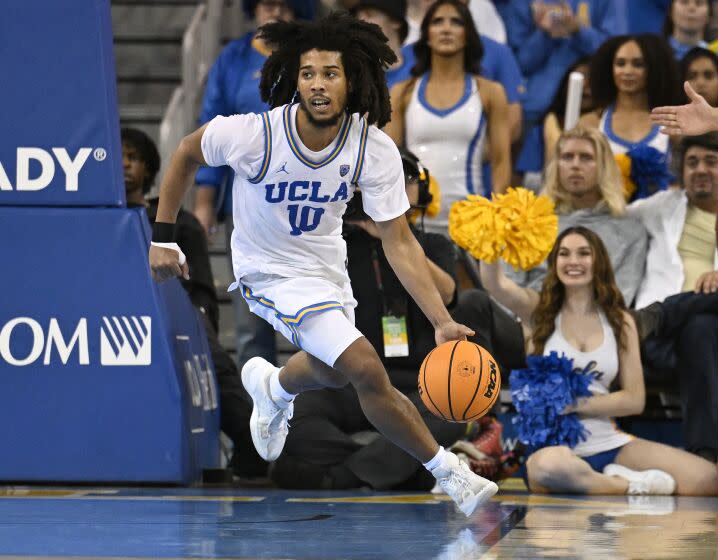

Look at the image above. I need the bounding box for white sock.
[269,368,296,407]
[423,446,447,473]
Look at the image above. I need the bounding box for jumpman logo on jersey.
[275,161,290,174]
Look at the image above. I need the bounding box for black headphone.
[399,148,432,209]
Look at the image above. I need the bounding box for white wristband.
[151,242,187,266]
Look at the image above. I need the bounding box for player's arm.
[150,124,209,282]
[376,216,474,345]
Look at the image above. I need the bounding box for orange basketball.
[418,340,501,422]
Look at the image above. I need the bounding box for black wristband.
[152,221,177,243]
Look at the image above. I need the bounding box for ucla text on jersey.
[264,180,350,235]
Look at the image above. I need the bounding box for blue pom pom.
[627,145,674,201]
[509,352,594,451]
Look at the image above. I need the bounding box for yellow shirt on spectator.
[678,205,717,291]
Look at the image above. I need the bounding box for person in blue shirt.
[508,0,626,126]
[507,0,626,180]
[663,0,712,60]
[352,0,415,89]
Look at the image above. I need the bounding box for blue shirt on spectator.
[669,36,710,60]
[387,45,416,90]
[507,0,626,125]
[195,32,269,219]
[627,0,669,34]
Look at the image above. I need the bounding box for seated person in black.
[270,150,524,490]
[121,128,265,478]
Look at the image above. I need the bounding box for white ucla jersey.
[201,103,409,286]
[599,106,670,156]
[405,73,487,235]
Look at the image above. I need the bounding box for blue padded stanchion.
[0,0,124,207]
[0,207,219,483]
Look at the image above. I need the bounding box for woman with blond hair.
[481,226,718,495]
[506,127,648,308]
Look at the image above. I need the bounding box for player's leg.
[288,312,498,514]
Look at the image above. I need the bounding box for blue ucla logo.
[264,180,350,236]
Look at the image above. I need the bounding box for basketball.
[418,341,501,422]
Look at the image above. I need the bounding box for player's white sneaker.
[241,357,293,462]
[433,452,498,516]
[604,463,676,495]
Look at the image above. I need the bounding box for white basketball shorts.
[236,273,363,367]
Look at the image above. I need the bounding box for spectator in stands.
[405,0,507,45]
[351,0,414,89]
[269,150,524,490]
[628,133,718,463]
[580,34,681,200]
[385,0,511,235]
[481,226,718,496]
[507,0,626,186]
[193,0,309,370]
[122,128,267,479]
[664,0,712,59]
[681,47,718,106]
[399,0,525,143]
[509,127,649,307]
[543,58,594,163]
[507,0,626,129]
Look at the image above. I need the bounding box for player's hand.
[149,243,189,282]
[435,321,475,346]
[651,81,716,136]
[694,270,718,294]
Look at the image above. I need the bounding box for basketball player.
[149,13,498,515]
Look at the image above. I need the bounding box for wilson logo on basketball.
[483,361,498,398]
[456,360,475,377]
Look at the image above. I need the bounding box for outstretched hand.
[435,321,475,346]
[651,81,718,136]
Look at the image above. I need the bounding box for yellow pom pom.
[448,195,504,262]
[493,187,558,271]
[614,153,636,200]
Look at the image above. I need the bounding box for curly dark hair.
[589,34,681,110]
[531,227,627,356]
[411,0,483,76]
[120,127,160,194]
[257,12,397,127]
